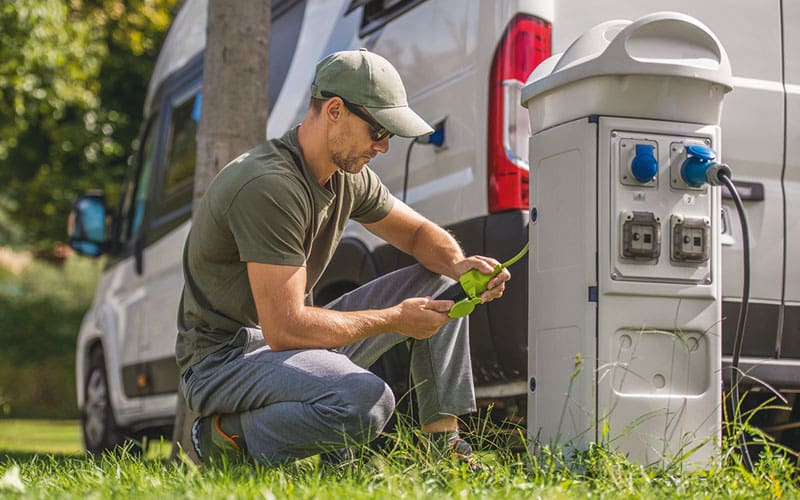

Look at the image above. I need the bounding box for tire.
[369,342,417,452]
[82,346,130,454]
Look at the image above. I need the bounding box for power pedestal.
[522,12,733,466]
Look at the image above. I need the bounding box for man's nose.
[372,137,390,154]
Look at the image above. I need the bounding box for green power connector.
[448,243,529,318]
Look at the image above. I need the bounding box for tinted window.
[151,90,200,227]
[351,0,426,35]
[163,93,200,196]
[118,117,158,246]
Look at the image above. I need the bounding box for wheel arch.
[313,237,380,305]
[75,302,123,419]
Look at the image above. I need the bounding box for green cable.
[499,242,529,270]
[448,242,530,318]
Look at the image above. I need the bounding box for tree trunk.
[171,0,270,462]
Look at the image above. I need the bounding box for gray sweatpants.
[180,264,476,464]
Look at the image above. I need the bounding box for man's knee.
[331,372,395,442]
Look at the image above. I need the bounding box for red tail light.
[488,14,552,212]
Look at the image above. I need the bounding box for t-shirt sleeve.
[224,174,309,266]
[350,166,395,224]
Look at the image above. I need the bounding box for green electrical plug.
[447,242,529,318]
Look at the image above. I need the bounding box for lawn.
[0,420,83,455]
[0,419,798,498]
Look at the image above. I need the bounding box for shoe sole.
[191,417,204,461]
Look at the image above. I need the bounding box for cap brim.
[365,105,434,138]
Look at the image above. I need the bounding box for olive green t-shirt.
[175,126,394,371]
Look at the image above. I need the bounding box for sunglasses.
[321,91,394,142]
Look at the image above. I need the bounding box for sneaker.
[191,415,248,463]
[319,447,356,467]
[431,430,484,472]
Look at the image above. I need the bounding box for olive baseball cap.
[311,49,433,138]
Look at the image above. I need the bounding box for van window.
[348,0,426,35]
[152,91,200,227]
[163,93,200,196]
[118,116,158,246]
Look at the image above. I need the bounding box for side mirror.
[68,191,109,257]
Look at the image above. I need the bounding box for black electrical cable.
[402,137,419,203]
[399,131,439,427]
[719,170,754,471]
[404,132,460,305]
[721,174,751,392]
[404,134,460,306]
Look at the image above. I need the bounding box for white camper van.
[69,0,799,453]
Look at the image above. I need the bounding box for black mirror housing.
[68,191,109,257]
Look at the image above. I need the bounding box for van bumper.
[723,357,800,390]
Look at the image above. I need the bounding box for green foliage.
[0,255,102,418]
[0,0,176,252]
[0,196,26,248]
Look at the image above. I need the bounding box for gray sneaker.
[431,431,485,472]
[191,415,248,463]
[319,447,357,467]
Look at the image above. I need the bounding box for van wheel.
[82,347,128,454]
[369,342,416,450]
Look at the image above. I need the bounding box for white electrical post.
[522,12,733,466]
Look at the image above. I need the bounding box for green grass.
[1,418,799,498]
[0,420,83,455]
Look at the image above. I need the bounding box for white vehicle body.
[552,0,800,397]
[73,0,799,448]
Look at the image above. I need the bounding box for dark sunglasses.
[321,91,394,142]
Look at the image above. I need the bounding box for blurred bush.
[0,254,101,418]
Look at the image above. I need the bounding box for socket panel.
[608,123,716,284]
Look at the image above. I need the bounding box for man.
[176,49,511,465]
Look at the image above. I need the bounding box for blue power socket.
[416,120,445,147]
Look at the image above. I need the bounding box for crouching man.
[176,49,510,466]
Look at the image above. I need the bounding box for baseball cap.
[311,49,434,138]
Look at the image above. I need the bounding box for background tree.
[171,0,270,462]
[0,0,178,421]
[0,0,176,253]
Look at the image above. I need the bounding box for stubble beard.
[332,151,366,174]
[330,123,374,174]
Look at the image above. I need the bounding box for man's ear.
[323,97,343,123]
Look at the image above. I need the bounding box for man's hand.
[392,297,454,339]
[453,256,512,303]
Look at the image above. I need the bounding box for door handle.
[722,181,764,201]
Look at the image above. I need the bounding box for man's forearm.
[265,305,398,351]
[409,221,465,280]
[264,295,453,351]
